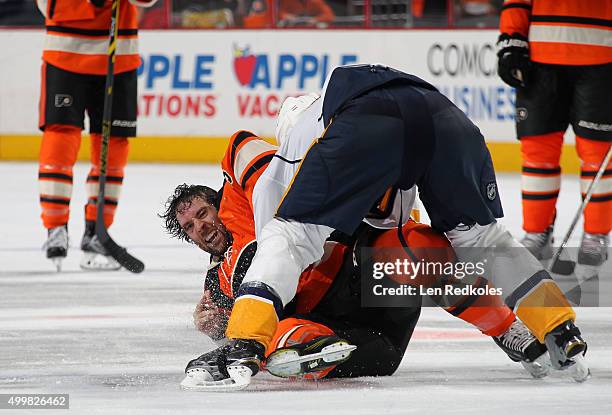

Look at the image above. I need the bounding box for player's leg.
[38,62,86,270]
[370,221,548,376]
[265,317,355,379]
[327,306,421,378]
[276,90,405,235]
[516,63,570,259]
[81,69,137,270]
[416,90,587,378]
[571,64,612,290]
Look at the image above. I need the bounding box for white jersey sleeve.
[252,96,325,238]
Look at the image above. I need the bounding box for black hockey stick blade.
[550,258,576,275]
[95,222,145,273]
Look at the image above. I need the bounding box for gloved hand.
[497,33,531,88]
[184,339,265,381]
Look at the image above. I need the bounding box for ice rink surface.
[1,162,611,415]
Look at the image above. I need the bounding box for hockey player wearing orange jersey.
[36,0,157,271]
[178,65,590,390]
[497,0,611,283]
[161,131,551,385]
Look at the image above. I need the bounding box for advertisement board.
[0,29,579,169]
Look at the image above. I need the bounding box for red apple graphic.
[233,44,256,86]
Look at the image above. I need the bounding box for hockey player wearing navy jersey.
[188,65,589,388]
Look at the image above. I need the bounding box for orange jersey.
[499,0,612,65]
[214,130,277,299]
[211,130,346,309]
[39,0,141,75]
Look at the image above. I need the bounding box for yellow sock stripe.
[515,280,576,343]
[226,296,279,350]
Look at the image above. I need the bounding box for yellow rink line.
[0,135,582,174]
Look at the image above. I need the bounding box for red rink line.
[0,316,484,340]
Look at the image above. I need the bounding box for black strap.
[396,193,419,263]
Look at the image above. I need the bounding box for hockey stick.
[549,144,612,274]
[95,0,145,273]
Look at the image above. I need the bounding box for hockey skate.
[80,221,121,271]
[265,335,356,378]
[43,225,68,272]
[181,340,264,392]
[566,233,607,306]
[520,225,554,260]
[493,318,551,379]
[544,320,590,382]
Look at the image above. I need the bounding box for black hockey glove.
[497,33,531,89]
[185,339,265,380]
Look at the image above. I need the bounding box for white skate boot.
[544,320,590,382]
[80,221,121,271]
[568,233,608,306]
[43,225,69,272]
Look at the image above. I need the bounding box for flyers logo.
[54,94,73,108]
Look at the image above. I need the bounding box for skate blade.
[51,257,63,272]
[80,252,122,271]
[265,342,356,378]
[568,354,591,383]
[521,353,551,379]
[180,365,252,392]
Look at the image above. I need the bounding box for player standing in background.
[36,0,157,271]
[496,0,611,281]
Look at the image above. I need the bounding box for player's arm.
[497,0,532,88]
[193,266,234,340]
[221,130,277,211]
[226,218,333,349]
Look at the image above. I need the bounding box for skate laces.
[43,226,68,250]
[499,320,535,353]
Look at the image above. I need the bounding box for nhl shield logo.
[486,182,497,201]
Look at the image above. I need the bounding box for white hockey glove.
[275,92,320,146]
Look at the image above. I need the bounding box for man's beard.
[206,228,233,258]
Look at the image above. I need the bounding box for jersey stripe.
[47,25,139,37]
[234,140,277,185]
[501,3,531,11]
[530,16,612,28]
[241,153,274,190]
[229,130,256,171]
[44,34,139,55]
[529,25,611,48]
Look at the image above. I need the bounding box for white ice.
[0,162,611,415]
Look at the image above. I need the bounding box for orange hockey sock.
[520,133,563,233]
[38,124,81,229]
[85,134,129,228]
[576,137,612,235]
[267,318,337,379]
